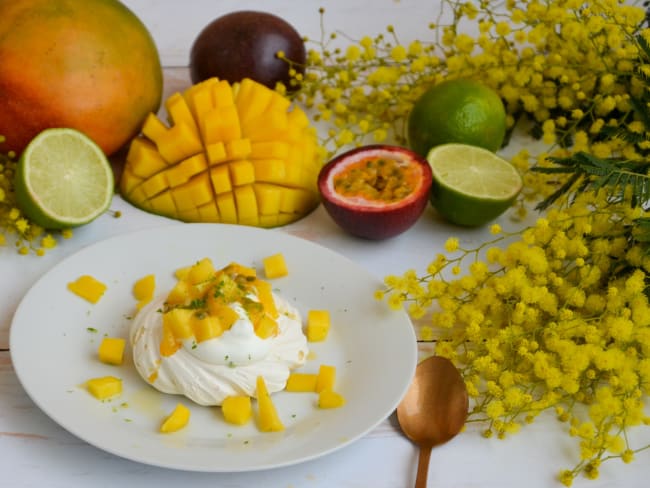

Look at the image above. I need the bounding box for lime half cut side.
[15,128,114,229]
[426,143,522,227]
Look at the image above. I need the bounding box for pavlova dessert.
[129,258,308,406]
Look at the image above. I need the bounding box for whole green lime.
[407,79,507,157]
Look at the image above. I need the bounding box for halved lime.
[14,128,114,229]
[426,143,522,227]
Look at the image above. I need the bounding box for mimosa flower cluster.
[291,0,648,166]
[377,190,650,484]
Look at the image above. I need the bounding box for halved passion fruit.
[318,145,433,239]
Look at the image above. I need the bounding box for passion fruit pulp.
[318,145,433,240]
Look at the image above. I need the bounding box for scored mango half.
[120,77,324,227]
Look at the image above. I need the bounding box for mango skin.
[0,0,163,156]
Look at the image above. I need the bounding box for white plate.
[10,223,417,472]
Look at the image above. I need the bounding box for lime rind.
[15,128,114,229]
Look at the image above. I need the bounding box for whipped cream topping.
[130,293,308,406]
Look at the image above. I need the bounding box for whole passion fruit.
[318,145,433,240]
[189,11,306,90]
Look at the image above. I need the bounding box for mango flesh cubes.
[97,337,126,366]
[133,274,155,309]
[315,364,336,393]
[86,376,122,400]
[256,376,284,432]
[160,403,191,433]
[120,77,323,227]
[222,395,252,425]
[67,275,107,303]
[160,258,281,357]
[285,372,318,392]
[318,389,346,409]
[262,252,288,279]
[307,309,331,342]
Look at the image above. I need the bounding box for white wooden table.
[1,2,648,486]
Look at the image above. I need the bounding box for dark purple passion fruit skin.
[189,11,306,90]
[318,145,433,240]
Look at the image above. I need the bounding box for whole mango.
[120,77,323,227]
[0,0,163,156]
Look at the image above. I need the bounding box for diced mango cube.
[222,395,252,425]
[163,308,194,340]
[183,78,218,125]
[119,167,143,197]
[174,266,191,280]
[285,373,318,392]
[253,279,278,318]
[307,309,331,342]
[206,141,227,165]
[258,214,279,228]
[234,185,259,225]
[251,158,286,184]
[160,319,181,357]
[254,183,282,216]
[160,403,191,433]
[255,315,278,339]
[127,137,168,178]
[170,183,198,211]
[210,165,232,194]
[165,153,207,187]
[165,92,200,139]
[191,313,224,343]
[67,275,107,304]
[147,191,177,217]
[133,274,155,309]
[166,279,191,306]
[318,390,346,409]
[197,202,220,222]
[188,257,216,284]
[86,376,122,400]
[211,79,235,108]
[97,337,126,366]
[229,160,255,186]
[207,304,239,330]
[156,122,203,164]
[140,172,168,199]
[203,105,241,144]
[141,112,168,142]
[280,187,317,214]
[315,364,336,393]
[225,138,252,160]
[262,253,288,279]
[216,192,237,224]
[236,78,273,123]
[256,376,284,432]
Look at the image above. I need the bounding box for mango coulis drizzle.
[159,260,280,357]
[332,156,418,202]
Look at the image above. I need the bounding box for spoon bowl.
[396,355,468,488]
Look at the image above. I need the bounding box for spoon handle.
[415,445,433,488]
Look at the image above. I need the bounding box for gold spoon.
[396,355,469,488]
